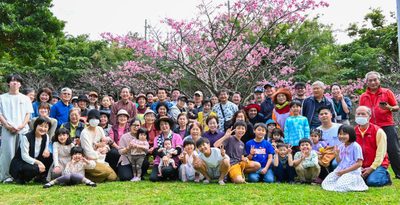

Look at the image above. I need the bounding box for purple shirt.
[335,142,363,175]
[311,140,328,152]
[202,130,224,147]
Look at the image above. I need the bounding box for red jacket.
[359,87,397,127]
[355,124,389,169]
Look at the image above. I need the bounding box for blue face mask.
[355,116,369,126]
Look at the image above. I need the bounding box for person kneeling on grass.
[245,123,275,183]
[43,146,96,188]
[293,138,320,184]
[194,137,230,185]
[322,125,368,192]
[214,121,261,184]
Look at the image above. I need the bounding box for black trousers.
[149,164,178,182]
[382,126,400,177]
[9,155,52,183]
[106,147,120,174]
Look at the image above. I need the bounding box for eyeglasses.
[62,93,72,96]
[132,124,141,127]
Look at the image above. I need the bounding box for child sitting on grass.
[246,123,275,183]
[322,125,368,192]
[158,139,178,177]
[273,143,295,183]
[214,121,261,184]
[293,138,320,184]
[43,146,96,188]
[194,137,230,185]
[179,139,200,182]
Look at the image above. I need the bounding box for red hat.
[245,103,261,113]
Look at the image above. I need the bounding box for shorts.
[207,165,221,179]
[228,161,252,179]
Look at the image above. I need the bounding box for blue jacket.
[301,96,336,129]
[50,101,73,128]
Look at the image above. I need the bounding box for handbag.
[318,146,335,167]
[219,104,230,131]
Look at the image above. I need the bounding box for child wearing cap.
[214,121,261,183]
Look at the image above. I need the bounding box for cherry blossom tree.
[101,0,329,96]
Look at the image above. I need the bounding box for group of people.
[0,70,399,192]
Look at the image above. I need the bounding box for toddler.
[128,128,150,182]
[158,139,178,176]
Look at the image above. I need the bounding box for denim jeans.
[248,168,274,183]
[365,166,391,187]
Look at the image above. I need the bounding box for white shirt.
[0,93,33,134]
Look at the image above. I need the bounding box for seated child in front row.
[272,143,295,183]
[246,123,275,183]
[214,121,261,184]
[322,125,368,192]
[194,137,230,185]
[179,139,200,182]
[128,127,150,182]
[293,138,320,183]
[158,139,178,177]
[43,146,96,188]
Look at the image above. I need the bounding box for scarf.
[157,130,173,148]
[275,101,290,114]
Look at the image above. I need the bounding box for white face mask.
[89,119,100,127]
[355,116,369,125]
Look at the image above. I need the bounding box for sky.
[51,0,396,44]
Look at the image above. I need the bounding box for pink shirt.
[152,132,183,166]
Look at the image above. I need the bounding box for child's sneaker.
[203,179,210,184]
[218,180,225,185]
[43,183,53,188]
[3,177,13,184]
[86,182,97,187]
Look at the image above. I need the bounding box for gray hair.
[356,106,372,116]
[60,87,72,94]
[312,81,325,89]
[365,71,381,80]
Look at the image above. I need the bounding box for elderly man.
[302,81,336,129]
[50,87,74,128]
[359,71,400,179]
[110,86,137,125]
[355,106,391,186]
[0,74,33,182]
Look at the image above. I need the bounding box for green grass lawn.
[0,175,399,205]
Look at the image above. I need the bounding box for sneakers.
[203,179,210,184]
[43,183,53,188]
[86,182,97,187]
[130,177,141,182]
[3,177,13,184]
[218,180,225,185]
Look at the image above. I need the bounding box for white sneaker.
[130,177,137,182]
[3,177,13,184]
